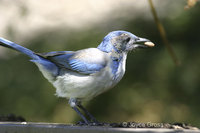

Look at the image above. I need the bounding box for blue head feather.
[97,30,138,53]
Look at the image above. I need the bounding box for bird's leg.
[68,98,90,124]
[77,104,99,124]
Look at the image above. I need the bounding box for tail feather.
[0,37,40,60]
[0,37,59,77]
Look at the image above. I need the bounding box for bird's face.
[111,31,155,53]
[98,31,155,53]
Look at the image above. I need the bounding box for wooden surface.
[0,122,199,133]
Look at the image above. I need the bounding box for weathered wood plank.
[0,122,199,133]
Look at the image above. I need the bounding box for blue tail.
[0,37,59,77]
[0,37,40,60]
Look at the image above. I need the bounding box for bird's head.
[97,30,155,54]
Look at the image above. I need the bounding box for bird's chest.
[52,67,114,100]
[51,54,126,100]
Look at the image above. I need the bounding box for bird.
[0,30,155,124]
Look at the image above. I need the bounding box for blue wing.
[37,48,107,74]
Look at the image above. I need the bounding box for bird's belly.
[53,68,115,100]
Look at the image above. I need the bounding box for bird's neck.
[110,52,127,81]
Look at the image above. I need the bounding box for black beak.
[133,37,155,49]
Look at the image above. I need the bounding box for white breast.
[53,65,114,100]
[35,53,127,101]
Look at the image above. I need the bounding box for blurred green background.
[0,0,200,127]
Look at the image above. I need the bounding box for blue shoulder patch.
[41,50,107,75]
[69,59,105,74]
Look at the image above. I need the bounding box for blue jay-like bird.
[0,31,154,124]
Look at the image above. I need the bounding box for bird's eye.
[125,37,131,42]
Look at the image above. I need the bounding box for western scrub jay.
[0,30,154,124]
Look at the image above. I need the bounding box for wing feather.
[37,48,107,74]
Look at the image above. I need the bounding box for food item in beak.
[144,42,155,47]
